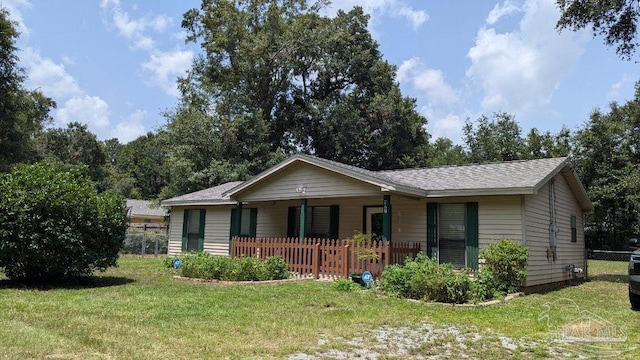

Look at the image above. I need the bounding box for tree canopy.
[556,0,640,60]
[0,8,55,172]
[176,0,429,175]
[572,83,640,249]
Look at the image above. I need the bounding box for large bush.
[479,239,528,295]
[0,162,127,282]
[380,254,473,304]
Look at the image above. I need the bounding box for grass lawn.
[0,257,638,359]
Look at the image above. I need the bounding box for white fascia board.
[426,187,535,198]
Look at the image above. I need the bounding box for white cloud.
[101,0,172,51]
[420,106,465,144]
[486,1,521,25]
[321,0,428,32]
[57,95,111,132]
[21,48,83,98]
[466,0,588,114]
[1,0,31,35]
[397,57,458,106]
[100,2,192,96]
[110,109,147,143]
[142,49,194,97]
[608,74,634,100]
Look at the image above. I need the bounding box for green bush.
[0,162,127,283]
[479,239,528,295]
[379,254,473,304]
[177,253,290,281]
[331,277,363,292]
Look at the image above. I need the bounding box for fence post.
[313,243,320,279]
[343,244,350,279]
[154,236,159,257]
[141,233,146,256]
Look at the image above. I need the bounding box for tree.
[423,138,468,167]
[463,112,526,163]
[117,132,169,199]
[524,127,571,159]
[160,108,284,200]
[36,122,107,188]
[0,8,55,172]
[572,84,640,249]
[463,112,571,163]
[556,0,640,60]
[0,162,127,282]
[179,0,429,171]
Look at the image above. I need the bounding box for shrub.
[479,239,528,295]
[264,256,290,280]
[379,254,473,304]
[177,253,290,281]
[331,277,363,292]
[0,162,127,283]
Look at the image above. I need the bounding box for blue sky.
[3,0,638,144]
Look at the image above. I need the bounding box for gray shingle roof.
[380,157,568,194]
[161,181,243,206]
[126,199,167,218]
[161,155,590,211]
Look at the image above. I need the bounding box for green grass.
[0,258,638,359]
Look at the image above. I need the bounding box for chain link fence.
[122,231,168,257]
[588,249,632,262]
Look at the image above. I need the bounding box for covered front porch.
[231,236,421,281]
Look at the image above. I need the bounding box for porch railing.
[231,237,421,281]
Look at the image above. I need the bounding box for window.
[287,205,339,239]
[364,206,384,240]
[427,202,479,270]
[438,203,466,268]
[230,208,257,238]
[571,215,577,243]
[182,209,205,252]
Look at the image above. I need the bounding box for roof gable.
[161,155,592,212]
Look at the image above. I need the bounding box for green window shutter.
[329,205,339,239]
[229,208,236,255]
[465,202,479,270]
[181,209,189,252]
[198,209,206,251]
[249,208,258,237]
[229,208,237,239]
[287,207,296,238]
[427,203,438,259]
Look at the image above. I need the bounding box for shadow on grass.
[0,276,135,290]
[588,274,628,283]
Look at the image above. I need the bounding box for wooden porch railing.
[231,237,421,281]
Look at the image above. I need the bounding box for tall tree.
[463,112,571,163]
[0,8,55,171]
[116,133,168,199]
[463,112,526,163]
[36,122,107,188]
[556,0,640,60]
[572,83,640,249]
[179,0,429,171]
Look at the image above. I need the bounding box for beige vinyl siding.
[236,162,383,202]
[524,173,585,287]
[167,207,185,256]
[166,205,234,256]
[202,205,234,256]
[477,197,523,248]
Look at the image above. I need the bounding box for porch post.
[233,202,243,238]
[299,198,307,241]
[383,194,391,244]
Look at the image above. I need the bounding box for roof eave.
[426,187,535,198]
[160,199,237,207]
